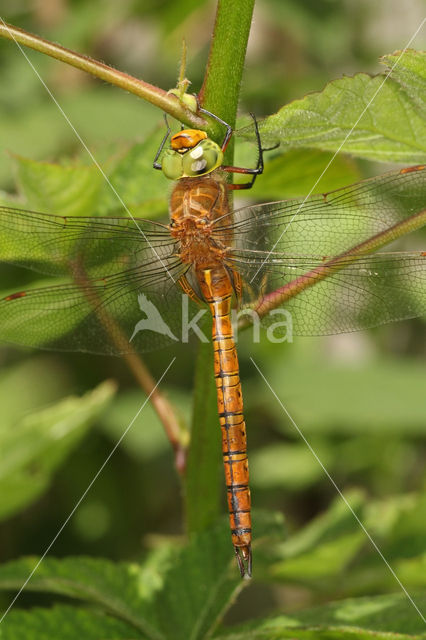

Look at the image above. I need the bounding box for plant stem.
[185,0,255,536]
[123,352,188,475]
[0,21,206,129]
[184,328,222,534]
[72,264,188,472]
[199,0,255,146]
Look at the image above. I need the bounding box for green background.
[0,0,425,635]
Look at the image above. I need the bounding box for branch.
[0,21,206,129]
[71,262,188,473]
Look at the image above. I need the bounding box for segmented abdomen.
[197,266,252,576]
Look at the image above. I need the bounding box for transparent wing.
[0,208,196,354]
[217,166,426,334]
[231,252,425,335]
[0,207,173,276]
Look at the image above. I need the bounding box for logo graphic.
[130,293,178,342]
[130,293,293,344]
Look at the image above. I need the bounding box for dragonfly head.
[161,129,223,180]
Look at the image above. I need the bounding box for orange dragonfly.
[0,108,425,577]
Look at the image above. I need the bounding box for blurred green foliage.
[0,1,425,638]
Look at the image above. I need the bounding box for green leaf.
[0,514,284,639]
[250,441,330,491]
[0,356,72,428]
[15,156,103,216]
[349,494,426,594]
[269,491,365,584]
[246,50,426,163]
[0,86,159,187]
[219,633,423,639]
[216,592,426,638]
[0,380,115,521]
[281,592,426,635]
[216,629,424,639]
[273,532,365,585]
[384,493,426,560]
[264,355,426,435]
[383,50,426,113]
[100,388,189,461]
[0,555,168,636]
[0,605,138,640]
[265,490,426,596]
[96,132,170,217]
[234,147,361,200]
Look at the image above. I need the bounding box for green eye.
[182,139,223,177]
[162,149,184,180]
[161,138,223,180]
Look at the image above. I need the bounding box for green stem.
[184,329,223,535]
[185,0,255,537]
[198,0,255,160]
[0,21,206,129]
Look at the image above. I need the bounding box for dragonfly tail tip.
[235,544,252,579]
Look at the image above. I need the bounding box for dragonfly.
[0,108,425,578]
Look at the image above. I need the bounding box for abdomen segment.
[197,266,252,577]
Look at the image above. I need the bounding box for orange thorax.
[169,175,231,269]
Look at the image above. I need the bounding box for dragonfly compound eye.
[161,149,184,180]
[182,139,223,177]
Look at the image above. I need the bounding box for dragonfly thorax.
[169,176,230,268]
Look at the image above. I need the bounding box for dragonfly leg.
[153,114,172,170]
[178,274,203,304]
[222,113,264,190]
[198,106,233,152]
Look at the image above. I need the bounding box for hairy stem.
[0,21,206,129]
